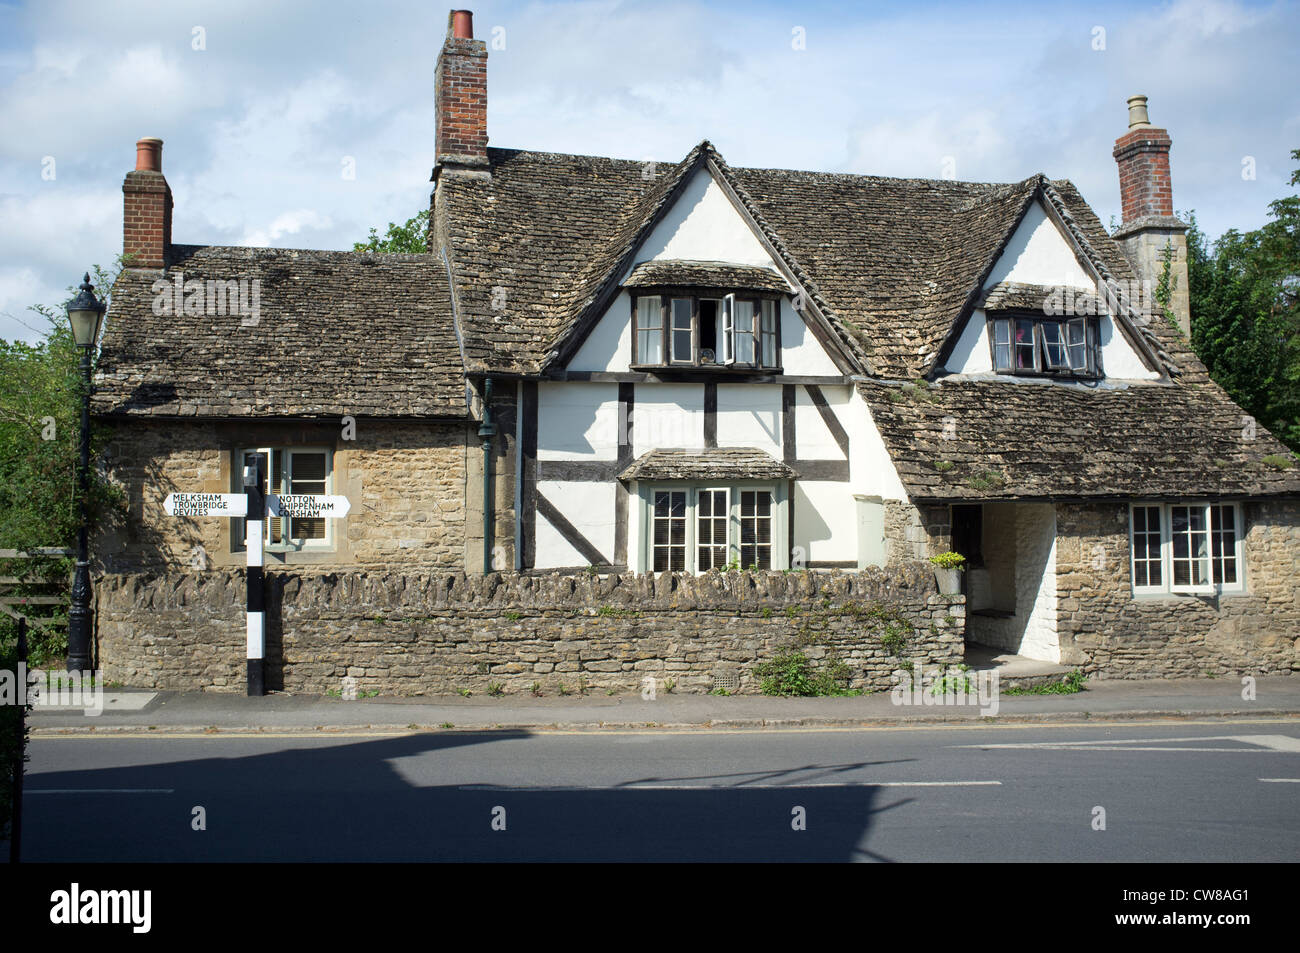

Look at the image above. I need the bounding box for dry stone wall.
[96,566,965,696]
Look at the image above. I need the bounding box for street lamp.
[65,273,105,673]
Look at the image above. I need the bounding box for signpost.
[161,479,350,696]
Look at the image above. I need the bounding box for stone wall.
[1055,499,1300,676]
[95,566,966,696]
[98,417,472,573]
[884,500,949,565]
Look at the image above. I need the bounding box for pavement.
[27,674,1300,733]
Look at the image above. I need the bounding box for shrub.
[754,650,855,697]
[929,551,966,570]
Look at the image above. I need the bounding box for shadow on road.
[22,731,911,861]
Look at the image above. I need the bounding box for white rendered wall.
[631,167,777,270]
[848,388,908,501]
[986,200,1093,289]
[794,384,849,461]
[569,290,632,373]
[633,382,704,453]
[781,299,840,375]
[1016,503,1060,663]
[944,310,1158,380]
[717,383,781,456]
[794,481,857,563]
[537,382,619,460]
[534,479,617,569]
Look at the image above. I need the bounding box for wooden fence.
[0,548,73,640]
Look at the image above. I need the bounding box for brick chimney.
[434,9,489,172]
[1112,96,1190,337]
[122,137,172,269]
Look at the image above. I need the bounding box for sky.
[0,0,1296,342]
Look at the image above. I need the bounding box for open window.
[990,313,1101,379]
[633,291,780,370]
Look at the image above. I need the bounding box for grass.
[487,681,505,697]
[1262,453,1296,470]
[1002,670,1088,696]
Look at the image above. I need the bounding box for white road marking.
[458,781,1002,791]
[1258,778,1300,783]
[957,734,1300,753]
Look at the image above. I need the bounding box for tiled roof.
[93,245,467,418]
[622,259,790,294]
[619,448,798,482]
[860,377,1300,501]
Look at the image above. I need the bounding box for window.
[238,446,333,550]
[738,490,773,569]
[652,490,687,571]
[990,314,1100,378]
[636,295,663,365]
[633,292,780,369]
[646,485,781,572]
[1128,502,1244,595]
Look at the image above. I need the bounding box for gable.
[984,199,1093,289]
[625,167,779,275]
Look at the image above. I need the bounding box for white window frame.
[643,483,783,573]
[238,446,335,552]
[1128,502,1245,596]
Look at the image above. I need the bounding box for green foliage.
[928,551,966,569]
[487,681,505,697]
[1185,152,1300,451]
[1262,453,1296,470]
[753,649,856,696]
[930,664,974,695]
[0,633,28,844]
[965,470,1005,491]
[932,460,955,472]
[353,209,430,254]
[597,604,638,618]
[1002,670,1087,696]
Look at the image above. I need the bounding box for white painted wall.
[968,503,1059,663]
[717,383,781,456]
[781,299,840,375]
[985,200,1093,289]
[633,382,704,454]
[537,382,619,460]
[794,481,857,563]
[631,167,777,270]
[794,384,848,461]
[849,388,908,502]
[945,308,994,374]
[534,479,617,569]
[1099,316,1159,379]
[569,290,632,373]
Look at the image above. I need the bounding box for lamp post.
[65,273,105,674]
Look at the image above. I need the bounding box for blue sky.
[0,0,1296,342]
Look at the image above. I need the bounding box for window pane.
[737,490,773,569]
[735,301,756,364]
[1041,321,1068,369]
[289,451,327,540]
[1067,319,1088,371]
[1211,505,1238,585]
[760,300,777,367]
[1170,505,1209,588]
[671,298,693,363]
[697,489,729,570]
[1131,505,1162,589]
[992,319,1012,371]
[1015,319,1036,371]
[652,490,687,573]
[637,296,662,364]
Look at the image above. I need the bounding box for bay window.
[633,292,781,369]
[991,313,1100,378]
[1129,502,1244,595]
[647,485,782,572]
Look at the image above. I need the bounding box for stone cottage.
[90,10,1300,692]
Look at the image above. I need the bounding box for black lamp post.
[65,273,105,674]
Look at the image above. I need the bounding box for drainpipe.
[478,378,496,574]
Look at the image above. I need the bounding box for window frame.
[643,482,783,573]
[1127,502,1245,596]
[632,289,782,371]
[236,445,335,552]
[989,312,1103,379]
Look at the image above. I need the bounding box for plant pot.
[933,567,963,594]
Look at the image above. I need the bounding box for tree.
[1186,149,1300,451]
[353,209,429,253]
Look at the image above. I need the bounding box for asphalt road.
[19,720,1300,862]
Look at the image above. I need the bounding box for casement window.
[633,292,781,369]
[647,485,780,572]
[237,447,333,550]
[1128,502,1245,595]
[990,314,1100,378]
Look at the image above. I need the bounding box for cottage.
[92,10,1299,691]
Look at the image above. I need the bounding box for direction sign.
[163,493,248,517]
[267,494,351,518]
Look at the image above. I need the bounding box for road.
[19,720,1300,862]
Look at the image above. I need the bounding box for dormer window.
[632,292,780,370]
[990,313,1100,378]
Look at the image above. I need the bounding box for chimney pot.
[1126,95,1151,129]
[451,9,473,39]
[135,137,163,172]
